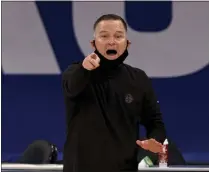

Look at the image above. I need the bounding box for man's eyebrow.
[115,31,124,34]
[99,31,125,34]
[99,31,108,34]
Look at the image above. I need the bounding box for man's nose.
[107,38,116,45]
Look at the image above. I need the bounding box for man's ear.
[127,40,131,49]
[90,40,96,50]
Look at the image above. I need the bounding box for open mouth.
[106,49,117,56]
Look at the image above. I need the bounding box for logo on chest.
[125,93,134,104]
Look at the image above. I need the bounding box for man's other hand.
[136,138,163,153]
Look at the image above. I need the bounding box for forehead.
[95,20,126,34]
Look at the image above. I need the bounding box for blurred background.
[2,1,209,164]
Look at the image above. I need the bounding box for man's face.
[92,20,129,60]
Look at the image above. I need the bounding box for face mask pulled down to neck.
[93,40,129,71]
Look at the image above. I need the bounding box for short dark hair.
[93,14,127,31]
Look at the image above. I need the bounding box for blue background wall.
[2,1,209,162]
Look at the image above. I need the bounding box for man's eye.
[116,35,123,38]
[101,35,107,38]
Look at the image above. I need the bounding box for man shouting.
[62,14,166,172]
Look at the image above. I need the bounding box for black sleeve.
[140,71,166,144]
[62,62,91,99]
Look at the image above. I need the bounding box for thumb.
[94,54,100,64]
[136,140,145,147]
[96,56,100,64]
[136,140,149,149]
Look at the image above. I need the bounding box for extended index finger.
[90,53,100,64]
[90,53,97,59]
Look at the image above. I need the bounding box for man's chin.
[105,55,119,60]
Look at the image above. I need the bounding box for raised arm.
[62,53,100,99]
